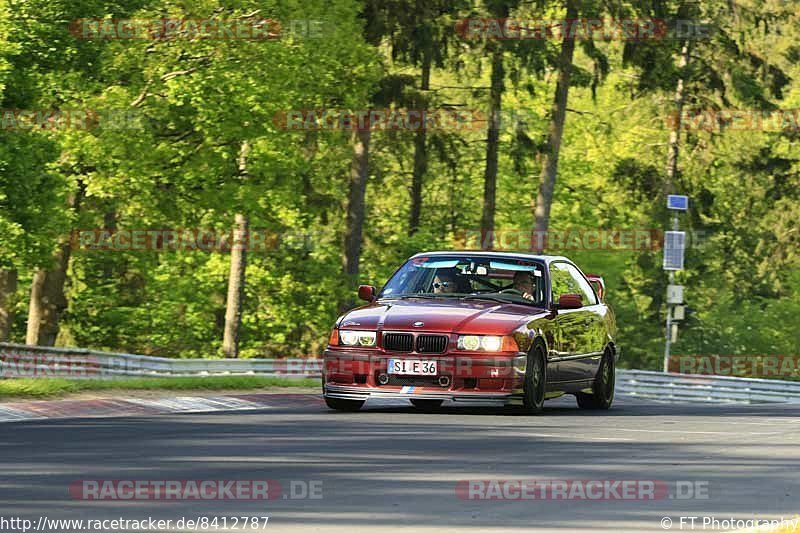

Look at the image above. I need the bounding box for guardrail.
[0,342,321,379]
[616,369,800,404]
[2,343,800,404]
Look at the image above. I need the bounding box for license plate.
[387,359,438,375]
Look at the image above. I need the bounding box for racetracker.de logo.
[69,18,282,40]
[71,229,307,253]
[455,18,711,41]
[1,109,141,131]
[667,109,800,132]
[272,360,323,375]
[0,352,100,378]
[670,355,800,379]
[454,229,663,252]
[273,109,485,132]
[69,480,323,500]
[456,480,709,501]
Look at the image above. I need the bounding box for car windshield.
[378,255,546,306]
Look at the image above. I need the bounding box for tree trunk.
[342,127,371,300]
[222,213,249,358]
[409,54,431,236]
[0,269,17,341]
[101,209,117,278]
[666,40,691,194]
[222,141,251,359]
[25,243,72,346]
[25,183,85,346]
[479,45,504,249]
[532,0,578,252]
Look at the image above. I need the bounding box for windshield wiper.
[383,293,460,300]
[459,294,507,304]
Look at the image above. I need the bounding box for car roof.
[409,250,571,264]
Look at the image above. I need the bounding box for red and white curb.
[0,393,324,423]
[0,394,640,423]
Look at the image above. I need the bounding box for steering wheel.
[498,288,523,295]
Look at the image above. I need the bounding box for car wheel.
[410,399,444,411]
[324,397,365,412]
[521,346,546,414]
[576,348,615,410]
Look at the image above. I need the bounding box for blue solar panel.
[667,195,689,210]
[663,231,686,271]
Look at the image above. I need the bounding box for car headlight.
[339,330,377,347]
[457,335,505,351]
[481,336,502,351]
[459,335,481,351]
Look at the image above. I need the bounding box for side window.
[564,263,598,306]
[549,263,598,306]
[550,263,581,303]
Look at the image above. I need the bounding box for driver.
[513,271,536,301]
[432,270,458,294]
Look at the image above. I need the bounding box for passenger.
[513,271,536,301]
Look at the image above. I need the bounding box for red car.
[323,251,619,413]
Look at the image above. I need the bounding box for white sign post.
[663,196,688,372]
[667,285,684,304]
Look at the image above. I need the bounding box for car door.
[549,262,604,383]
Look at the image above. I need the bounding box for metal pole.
[663,213,680,372]
[664,272,673,372]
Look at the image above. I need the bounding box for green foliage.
[0,375,318,399]
[0,0,798,369]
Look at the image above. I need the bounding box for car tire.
[324,397,365,412]
[521,346,546,414]
[576,348,615,410]
[410,399,444,411]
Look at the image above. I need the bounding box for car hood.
[338,297,547,335]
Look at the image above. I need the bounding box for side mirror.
[585,273,605,301]
[557,293,583,310]
[358,285,376,302]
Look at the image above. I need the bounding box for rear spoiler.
[585,273,605,301]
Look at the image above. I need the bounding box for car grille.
[383,333,413,352]
[382,332,449,353]
[416,334,449,354]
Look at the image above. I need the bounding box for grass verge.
[0,376,319,400]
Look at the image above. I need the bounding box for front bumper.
[322,348,526,405]
[324,383,517,404]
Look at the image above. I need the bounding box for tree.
[458,0,551,248]
[1,0,106,345]
[343,128,371,284]
[480,42,505,244]
[341,75,413,301]
[612,0,797,366]
[1,0,796,368]
[26,182,84,345]
[221,142,250,358]
[532,0,578,247]
[378,1,465,235]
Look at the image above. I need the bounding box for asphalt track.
[1,394,799,533]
